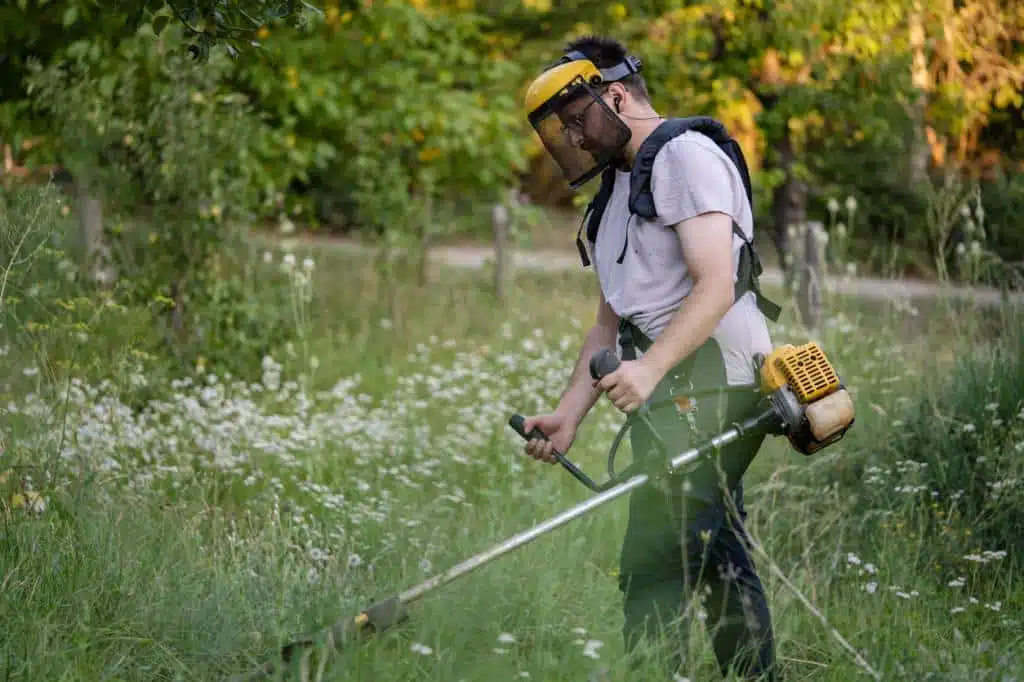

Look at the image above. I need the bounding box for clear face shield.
[528,79,633,189]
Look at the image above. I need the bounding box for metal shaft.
[398,423,745,606]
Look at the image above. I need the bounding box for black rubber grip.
[508,414,540,442]
[508,413,602,492]
[589,347,621,381]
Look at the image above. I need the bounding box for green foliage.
[23,23,297,356]
[635,0,915,178]
[977,171,1024,267]
[0,2,135,148]
[146,0,330,60]
[234,1,528,237]
[0,181,157,396]
[0,0,322,145]
[1,0,1020,285]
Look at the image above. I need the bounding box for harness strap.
[734,223,783,322]
[617,317,649,362]
[575,117,783,323]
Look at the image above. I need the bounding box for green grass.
[1,240,1022,682]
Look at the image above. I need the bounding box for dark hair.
[564,34,650,101]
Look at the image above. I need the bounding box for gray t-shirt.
[586,130,773,386]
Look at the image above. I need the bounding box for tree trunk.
[418,191,433,287]
[492,200,509,300]
[771,129,808,295]
[908,1,931,186]
[797,221,826,332]
[169,278,187,348]
[73,174,114,287]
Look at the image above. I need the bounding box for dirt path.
[256,233,1024,308]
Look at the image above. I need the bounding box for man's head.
[524,35,662,189]
[562,34,651,106]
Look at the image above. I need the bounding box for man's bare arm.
[556,289,619,426]
[640,211,737,381]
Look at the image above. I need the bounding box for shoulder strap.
[630,116,782,322]
[573,116,783,322]
[575,166,616,267]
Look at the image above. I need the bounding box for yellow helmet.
[524,50,641,189]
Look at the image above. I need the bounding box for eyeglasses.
[560,97,600,137]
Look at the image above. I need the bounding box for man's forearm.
[556,322,619,425]
[641,277,734,381]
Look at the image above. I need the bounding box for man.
[520,35,779,681]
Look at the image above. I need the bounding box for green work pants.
[616,337,778,681]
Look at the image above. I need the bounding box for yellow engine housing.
[759,342,841,403]
[758,342,855,455]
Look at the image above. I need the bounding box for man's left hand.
[595,357,663,413]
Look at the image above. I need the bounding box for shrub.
[24,21,295,370]
[234,2,528,240]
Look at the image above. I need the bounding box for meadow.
[1,198,1022,682]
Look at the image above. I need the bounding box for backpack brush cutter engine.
[226,342,855,682]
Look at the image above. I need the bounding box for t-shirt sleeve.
[649,134,737,228]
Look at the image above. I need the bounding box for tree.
[1,0,326,287]
[25,21,293,361]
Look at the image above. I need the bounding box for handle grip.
[507,414,601,492]
[589,347,621,381]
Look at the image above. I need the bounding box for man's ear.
[607,83,625,112]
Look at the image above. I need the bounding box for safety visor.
[527,77,631,189]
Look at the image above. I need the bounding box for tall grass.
[1,187,1022,681]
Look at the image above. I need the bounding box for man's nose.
[564,126,586,148]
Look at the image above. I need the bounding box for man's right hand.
[521,412,577,464]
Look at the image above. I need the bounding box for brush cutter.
[227,341,855,681]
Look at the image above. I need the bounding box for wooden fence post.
[796,220,827,332]
[492,196,511,299]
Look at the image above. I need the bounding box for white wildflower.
[582,639,604,660]
[410,642,433,656]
